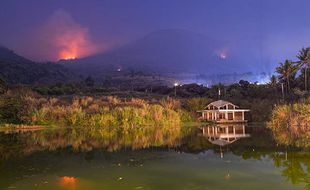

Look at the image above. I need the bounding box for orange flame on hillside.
[60,51,77,60]
[41,10,99,61]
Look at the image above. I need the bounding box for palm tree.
[268,75,278,88]
[296,47,310,92]
[276,60,297,93]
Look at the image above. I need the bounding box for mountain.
[0,29,268,86]
[61,29,254,79]
[0,46,76,84]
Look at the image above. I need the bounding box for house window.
[219,113,225,119]
[235,112,243,120]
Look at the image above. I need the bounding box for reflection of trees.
[0,126,183,161]
[272,127,310,148]
[31,126,182,152]
[1,126,310,189]
[267,102,310,149]
[177,134,213,153]
[179,126,310,189]
[231,126,310,189]
[272,151,310,189]
[234,150,310,189]
[230,149,310,189]
[0,126,184,189]
[266,118,310,189]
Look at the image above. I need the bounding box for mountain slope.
[0,47,76,84]
[61,29,251,77]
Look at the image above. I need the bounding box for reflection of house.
[201,124,250,146]
[198,100,250,123]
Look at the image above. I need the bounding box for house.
[198,100,250,123]
[201,124,250,146]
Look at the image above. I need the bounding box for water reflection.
[59,176,77,190]
[0,125,309,190]
[201,124,250,146]
[0,126,184,166]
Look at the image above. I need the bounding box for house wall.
[228,113,234,120]
[235,112,243,120]
[202,109,246,122]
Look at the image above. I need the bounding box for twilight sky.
[0,0,310,72]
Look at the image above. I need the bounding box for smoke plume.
[39,9,98,60]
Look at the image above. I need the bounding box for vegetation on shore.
[0,88,192,128]
[0,84,287,128]
[0,81,307,129]
[267,99,310,148]
[266,47,310,147]
[0,47,309,131]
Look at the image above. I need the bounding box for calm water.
[0,125,309,190]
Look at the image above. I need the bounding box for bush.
[183,97,212,112]
[160,97,181,110]
[0,87,37,124]
[267,99,310,148]
[0,97,26,124]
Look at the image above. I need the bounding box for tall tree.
[276,60,297,93]
[296,47,310,92]
[268,75,278,88]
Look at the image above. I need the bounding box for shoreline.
[0,121,267,131]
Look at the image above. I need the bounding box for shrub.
[0,96,26,124]
[27,96,182,128]
[267,100,310,148]
[160,97,181,110]
[183,97,212,113]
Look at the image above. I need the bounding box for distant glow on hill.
[219,52,227,60]
[40,10,99,61]
[60,51,77,60]
[216,49,228,60]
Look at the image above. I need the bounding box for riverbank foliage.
[0,87,193,128]
[267,99,310,148]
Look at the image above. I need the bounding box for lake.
[0,124,309,190]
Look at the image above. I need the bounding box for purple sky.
[1,0,310,71]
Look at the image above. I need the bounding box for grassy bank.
[2,86,306,129]
[267,99,310,148]
[0,88,196,128]
[32,96,183,127]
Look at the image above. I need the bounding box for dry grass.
[27,96,182,128]
[267,99,310,148]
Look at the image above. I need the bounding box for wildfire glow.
[219,52,227,60]
[40,9,99,61]
[215,49,229,61]
[55,25,93,60]
[60,51,77,60]
[59,176,77,189]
